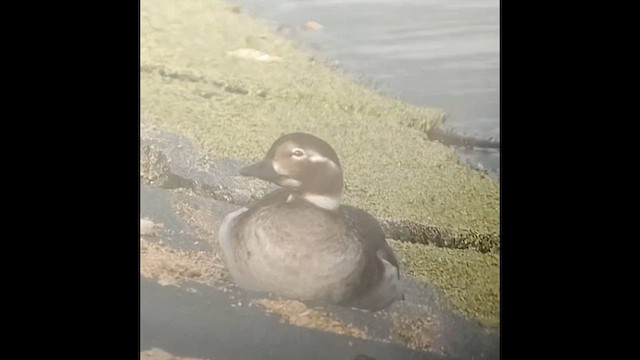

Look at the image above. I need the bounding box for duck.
[218,132,403,311]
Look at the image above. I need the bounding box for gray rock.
[141,123,277,207]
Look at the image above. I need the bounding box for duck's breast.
[235,203,365,303]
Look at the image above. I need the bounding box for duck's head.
[240,132,344,211]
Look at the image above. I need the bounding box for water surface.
[234,0,500,178]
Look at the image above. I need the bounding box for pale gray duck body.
[218,133,403,310]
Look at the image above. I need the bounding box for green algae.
[390,239,500,327]
[141,0,499,237]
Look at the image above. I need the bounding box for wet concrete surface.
[141,277,453,360]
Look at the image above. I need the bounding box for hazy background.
[233,0,500,179]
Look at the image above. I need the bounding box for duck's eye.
[291,149,305,158]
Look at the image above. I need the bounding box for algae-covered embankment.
[141,0,500,327]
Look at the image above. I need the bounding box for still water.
[233,0,500,179]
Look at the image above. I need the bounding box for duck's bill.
[239,160,281,182]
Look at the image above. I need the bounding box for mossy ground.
[390,240,499,327]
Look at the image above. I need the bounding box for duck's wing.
[340,205,400,276]
[339,205,404,310]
